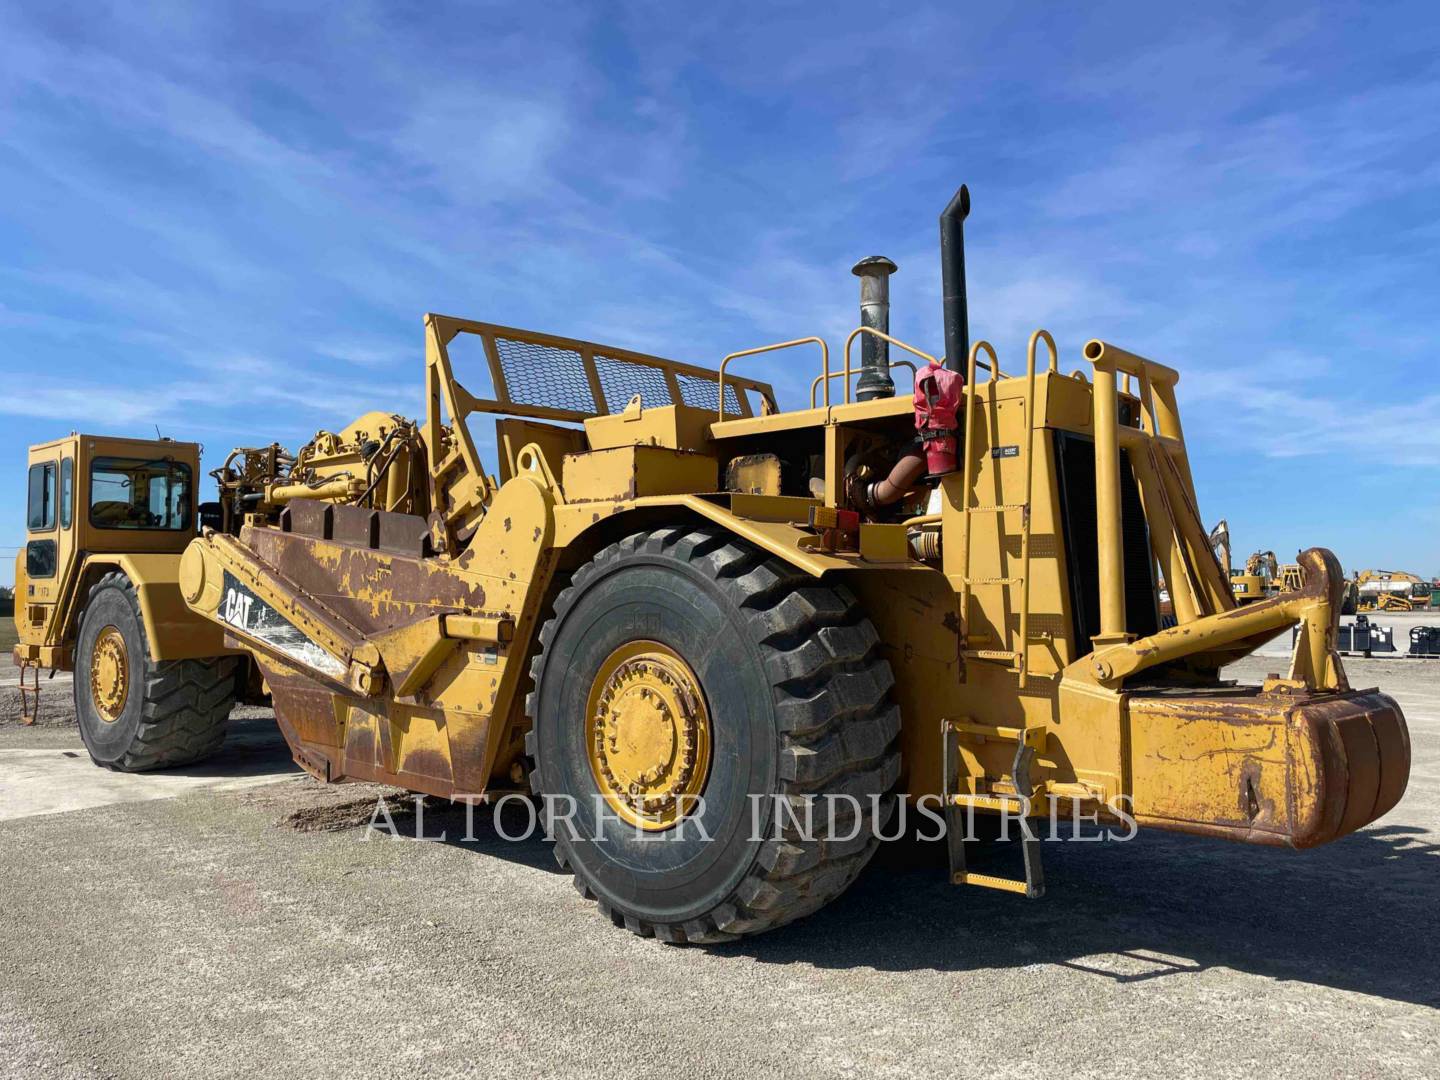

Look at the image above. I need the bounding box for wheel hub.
[586,642,711,830]
[90,625,130,723]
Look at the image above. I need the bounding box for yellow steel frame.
[1069,341,1344,691]
[424,314,778,546]
[1082,339,1232,642]
[426,313,776,425]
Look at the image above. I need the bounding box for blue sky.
[2,1,1438,586]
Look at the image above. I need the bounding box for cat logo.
[223,587,255,630]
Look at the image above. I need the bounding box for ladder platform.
[964,648,1020,661]
[947,721,1047,750]
[954,871,1032,895]
[952,792,1033,814]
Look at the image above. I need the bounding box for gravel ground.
[0,652,1436,1080]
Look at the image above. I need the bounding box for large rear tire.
[75,571,238,772]
[526,526,901,943]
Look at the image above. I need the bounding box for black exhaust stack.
[852,255,898,401]
[939,184,970,374]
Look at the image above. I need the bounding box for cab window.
[27,462,56,531]
[89,456,193,531]
[60,457,73,529]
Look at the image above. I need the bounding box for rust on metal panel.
[724,453,782,495]
[175,470,557,800]
[1126,685,1409,848]
[340,701,383,776]
[245,649,344,780]
[248,525,488,636]
[562,446,718,503]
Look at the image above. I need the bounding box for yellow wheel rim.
[585,641,712,831]
[90,625,130,723]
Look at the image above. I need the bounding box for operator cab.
[15,435,202,668]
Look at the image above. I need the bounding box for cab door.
[19,442,77,651]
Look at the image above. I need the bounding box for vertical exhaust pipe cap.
[939,184,970,374]
[853,255,898,402]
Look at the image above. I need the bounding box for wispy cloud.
[1186,373,1440,466]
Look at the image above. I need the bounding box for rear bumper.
[1126,687,1410,848]
[1289,690,1410,846]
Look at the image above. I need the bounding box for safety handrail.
[810,359,917,408]
[1014,330,1054,687]
[1032,330,1059,373]
[718,337,829,419]
[834,327,940,405]
[956,339,999,657]
[968,339,1003,387]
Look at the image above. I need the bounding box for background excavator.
[1355,569,1433,612]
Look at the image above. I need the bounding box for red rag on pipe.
[914,361,964,475]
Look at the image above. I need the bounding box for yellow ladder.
[955,330,1056,688]
[941,719,1048,897]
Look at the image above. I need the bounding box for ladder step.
[954,871,1032,895]
[966,503,1028,513]
[948,721,1025,741]
[960,576,1023,586]
[965,649,1021,661]
[967,632,1053,645]
[953,793,1030,813]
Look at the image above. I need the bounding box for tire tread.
[527,526,900,943]
[78,572,237,772]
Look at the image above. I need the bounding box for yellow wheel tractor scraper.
[14,185,1410,942]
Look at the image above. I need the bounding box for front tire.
[75,571,238,772]
[526,526,901,943]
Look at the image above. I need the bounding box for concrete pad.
[0,727,297,822]
[0,655,1434,1077]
